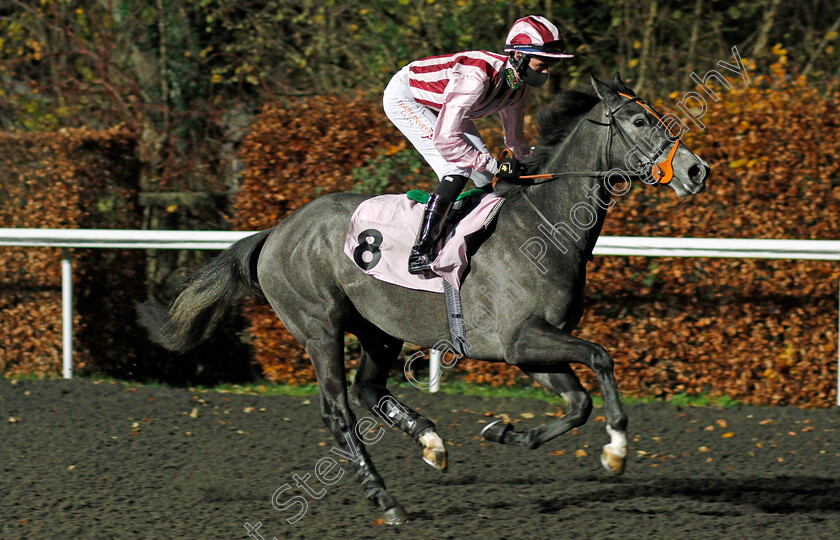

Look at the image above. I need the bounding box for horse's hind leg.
[348,324,448,472]
[307,334,409,524]
[482,365,593,450]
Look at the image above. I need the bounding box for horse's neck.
[528,109,610,256]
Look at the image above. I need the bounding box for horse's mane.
[494,78,633,198]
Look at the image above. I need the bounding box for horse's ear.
[611,72,635,96]
[590,74,622,110]
[612,72,636,96]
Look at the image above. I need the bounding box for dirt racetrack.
[2,378,840,539]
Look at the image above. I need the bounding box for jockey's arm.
[499,87,531,159]
[432,72,499,174]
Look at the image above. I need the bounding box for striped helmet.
[504,16,573,60]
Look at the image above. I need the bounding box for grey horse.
[138,74,709,525]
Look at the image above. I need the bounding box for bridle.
[597,91,680,185]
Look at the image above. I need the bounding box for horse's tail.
[137,228,273,352]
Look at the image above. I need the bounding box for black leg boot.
[408,193,454,275]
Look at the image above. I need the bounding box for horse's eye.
[633,118,646,127]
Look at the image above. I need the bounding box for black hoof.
[382,505,409,525]
[480,419,514,444]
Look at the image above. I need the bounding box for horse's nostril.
[688,164,707,182]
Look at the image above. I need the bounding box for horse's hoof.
[382,505,409,525]
[601,446,627,475]
[418,430,448,472]
[480,419,513,444]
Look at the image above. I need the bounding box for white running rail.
[2,229,839,404]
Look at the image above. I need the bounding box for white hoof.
[419,430,448,472]
[601,446,627,475]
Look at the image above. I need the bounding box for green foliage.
[349,148,435,195]
[668,392,741,409]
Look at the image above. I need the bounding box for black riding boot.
[408,193,454,275]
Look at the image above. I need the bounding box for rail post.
[430,349,442,393]
[61,249,73,379]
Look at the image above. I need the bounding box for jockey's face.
[528,57,556,74]
[513,52,557,74]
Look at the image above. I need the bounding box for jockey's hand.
[497,156,524,181]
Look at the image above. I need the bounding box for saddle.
[343,190,504,293]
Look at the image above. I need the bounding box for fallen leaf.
[520,412,535,419]
[716,419,728,428]
[722,432,735,438]
[549,450,566,456]
[189,408,199,419]
[698,446,711,453]
[575,449,588,458]
[759,419,774,425]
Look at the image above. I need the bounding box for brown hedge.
[0,126,143,377]
[236,64,839,407]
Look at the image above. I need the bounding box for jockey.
[383,15,573,276]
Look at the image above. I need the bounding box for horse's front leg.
[494,323,628,475]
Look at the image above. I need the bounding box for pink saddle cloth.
[343,193,504,293]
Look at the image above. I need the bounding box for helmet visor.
[506,39,573,59]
